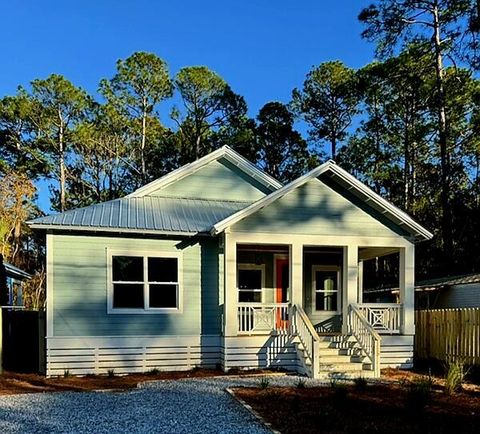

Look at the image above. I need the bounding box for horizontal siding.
[222,335,300,371]
[51,234,221,337]
[232,178,402,238]
[46,335,221,376]
[381,335,414,368]
[435,284,480,308]
[150,158,269,201]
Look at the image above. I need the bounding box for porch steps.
[294,334,375,379]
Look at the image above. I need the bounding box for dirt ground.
[234,370,480,434]
[0,368,251,395]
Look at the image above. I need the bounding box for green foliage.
[404,376,433,414]
[353,376,368,391]
[107,369,115,378]
[258,377,270,389]
[147,368,160,376]
[63,369,70,378]
[295,378,307,389]
[444,359,467,395]
[292,61,358,159]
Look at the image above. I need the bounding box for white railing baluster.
[356,303,402,334]
[348,304,381,377]
[237,303,291,335]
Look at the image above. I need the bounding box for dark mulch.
[0,368,270,395]
[234,382,480,434]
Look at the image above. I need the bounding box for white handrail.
[292,305,320,377]
[348,304,381,377]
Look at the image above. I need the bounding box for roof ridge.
[140,195,253,204]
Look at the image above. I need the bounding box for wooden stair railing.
[291,304,320,378]
[348,304,381,377]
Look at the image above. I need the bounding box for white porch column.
[399,243,415,335]
[224,230,237,337]
[358,260,364,304]
[342,244,358,333]
[290,243,303,306]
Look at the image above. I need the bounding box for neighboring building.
[3,261,32,307]
[28,146,433,378]
[415,273,480,310]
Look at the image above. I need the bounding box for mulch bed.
[0,368,269,395]
[234,380,480,434]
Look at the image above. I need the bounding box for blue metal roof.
[28,197,251,235]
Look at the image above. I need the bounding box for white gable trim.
[126,145,282,198]
[211,161,433,241]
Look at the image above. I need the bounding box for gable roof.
[211,161,433,241]
[126,145,282,198]
[4,262,32,280]
[28,197,251,236]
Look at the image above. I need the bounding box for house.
[0,258,32,307]
[415,273,480,310]
[28,146,433,378]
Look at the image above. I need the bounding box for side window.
[238,265,264,303]
[109,253,180,313]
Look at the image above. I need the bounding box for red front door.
[275,258,289,328]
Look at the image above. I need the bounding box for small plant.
[107,369,115,378]
[147,368,160,376]
[258,377,270,389]
[354,376,368,391]
[330,378,348,402]
[63,369,70,378]
[405,376,433,414]
[444,359,467,395]
[296,378,306,389]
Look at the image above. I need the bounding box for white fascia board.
[127,145,282,198]
[210,162,332,235]
[327,164,433,241]
[28,224,203,237]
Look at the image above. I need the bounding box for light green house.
[28,146,433,378]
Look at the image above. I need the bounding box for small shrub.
[405,376,433,414]
[330,378,348,401]
[63,369,70,378]
[444,359,467,395]
[259,377,270,389]
[296,378,307,389]
[107,369,115,378]
[147,368,160,376]
[354,376,368,391]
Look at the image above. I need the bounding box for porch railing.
[356,303,402,334]
[291,305,320,377]
[348,304,381,377]
[237,303,290,334]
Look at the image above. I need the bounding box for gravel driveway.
[0,375,317,433]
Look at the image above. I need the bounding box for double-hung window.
[108,251,181,313]
[237,264,264,303]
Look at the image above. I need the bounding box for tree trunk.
[141,104,147,183]
[433,3,453,267]
[58,109,66,212]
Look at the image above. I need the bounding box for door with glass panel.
[311,265,341,331]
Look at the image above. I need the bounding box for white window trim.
[237,263,265,304]
[106,249,183,314]
[312,265,341,313]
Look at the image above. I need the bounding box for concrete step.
[318,362,367,372]
[315,369,376,380]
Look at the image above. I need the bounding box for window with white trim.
[109,253,180,312]
[312,266,340,312]
[237,264,264,303]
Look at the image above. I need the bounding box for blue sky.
[1,0,374,210]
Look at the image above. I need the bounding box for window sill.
[107,308,183,315]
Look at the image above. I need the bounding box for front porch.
[222,235,415,378]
